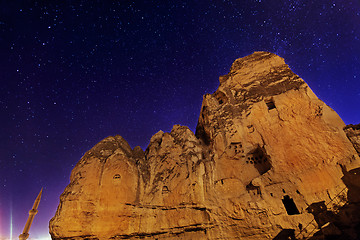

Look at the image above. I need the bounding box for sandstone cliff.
[344,124,360,156]
[50,52,360,240]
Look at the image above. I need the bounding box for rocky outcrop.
[50,52,360,240]
[344,124,360,156]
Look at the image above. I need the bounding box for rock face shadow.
[272,229,296,240]
[248,146,272,175]
[305,167,360,240]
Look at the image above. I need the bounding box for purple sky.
[1,1,359,239]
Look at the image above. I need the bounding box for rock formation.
[344,124,360,156]
[49,52,360,240]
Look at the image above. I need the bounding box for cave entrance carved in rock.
[266,99,276,110]
[282,195,300,215]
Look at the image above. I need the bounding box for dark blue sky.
[1,1,359,239]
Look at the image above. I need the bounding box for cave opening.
[266,99,276,110]
[113,174,121,179]
[247,146,271,175]
[214,91,227,106]
[282,195,300,215]
[162,186,169,194]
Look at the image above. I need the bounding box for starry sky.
[0,1,359,239]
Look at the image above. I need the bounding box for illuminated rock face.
[344,124,360,156]
[49,52,360,240]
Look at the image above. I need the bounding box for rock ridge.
[50,51,360,240]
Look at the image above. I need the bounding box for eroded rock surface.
[50,52,360,240]
[344,124,360,156]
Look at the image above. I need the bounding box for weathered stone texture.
[344,124,360,156]
[50,52,360,240]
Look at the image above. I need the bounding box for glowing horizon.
[9,203,12,240]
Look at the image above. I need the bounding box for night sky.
[1,1,359,239]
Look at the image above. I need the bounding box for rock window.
[247,125,255,133]
[298,223,303,230]
[246,183,261,196]
[282,195,300,215]
[306,201,326,215]
[230,142,243,154]
[214,91,227,106]
[246,146,272,175]
[113,174,121,180]
[162,186,169,194]
[266,99,276,110]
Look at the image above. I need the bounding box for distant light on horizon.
[9,205,12,240]
[28,233,52,240]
